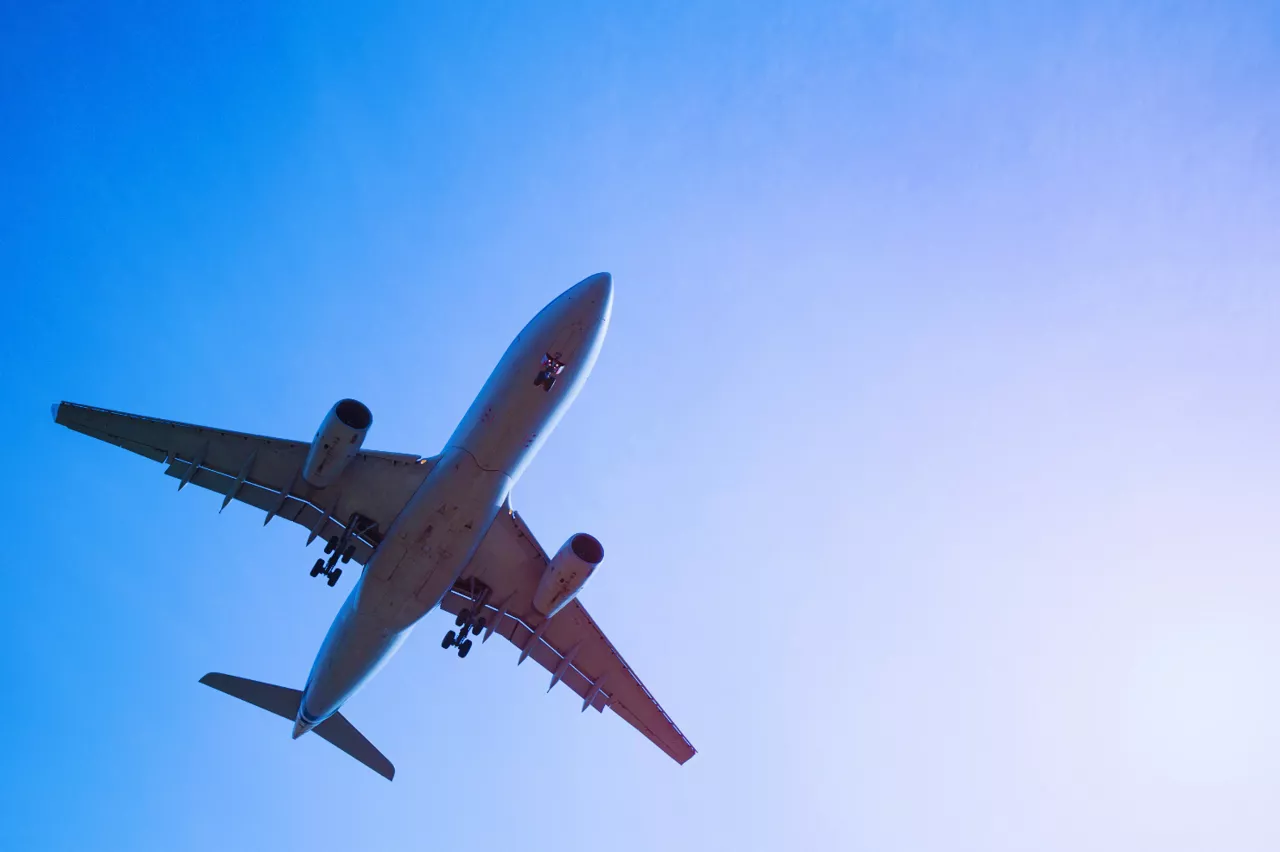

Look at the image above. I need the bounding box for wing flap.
[163,460,378,563]
[441,576,695,763]
[55,401,436,566]
[547,600,696,762]
[60,422,169,463]
[459,509,695,761]
[56,401,309,490]
[442,591,611,711]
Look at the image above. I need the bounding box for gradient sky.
[3,3,1280,850]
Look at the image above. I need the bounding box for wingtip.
[50,402,61,422]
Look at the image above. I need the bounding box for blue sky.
[3,2,1280,850]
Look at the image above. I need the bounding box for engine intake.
[533,533,604,618]
[303,399,372,488]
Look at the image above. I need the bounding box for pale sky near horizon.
[3,3,1280,850]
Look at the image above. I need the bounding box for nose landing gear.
[533,353,566,392]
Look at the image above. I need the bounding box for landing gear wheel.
[326,568,342,587]
[455,610,471,628]
[458,639,473,658]
[474,617,486,634]
[542,376,556,392]
[310,559,325,577]
[324,536,338,554]
[443,630,457,649]
[341,545,355,564]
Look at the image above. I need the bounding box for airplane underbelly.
[301,450,509,721]
[302,597,409,722]
[363,447,510,625]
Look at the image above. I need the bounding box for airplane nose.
[584,271,611,296]
[544,272,614,335]
[569,271,612,305]
[574,272,613,317]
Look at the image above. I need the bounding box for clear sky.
[3,2,1279,850]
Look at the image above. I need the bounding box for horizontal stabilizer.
[313,711,395,781]
[200,672,301,719]
[199,672,395,781]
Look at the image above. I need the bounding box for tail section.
[309,711,395,781]
[200,672,301,719]
[199,673,395,781]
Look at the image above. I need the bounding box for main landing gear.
[442,581,491,659]
[442,608,486,658]
[308,513,374,589]
[311,556,342,587]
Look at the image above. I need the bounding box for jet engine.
[303,399,373,488]
[533,533,604,618]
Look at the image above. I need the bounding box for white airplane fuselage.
[292,274,613,737]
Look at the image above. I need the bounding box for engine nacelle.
[303,399,372,488]
[533,533,604,618]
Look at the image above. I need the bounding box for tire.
[327,568,342,587]
[455,610,470,628]
[323,536,336,554]
[443,630,456,649]
[474,617,487,634]
[458,639,473,658]
[543,376,556,392]
[310,559,325,577]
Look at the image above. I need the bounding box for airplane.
[52,272,695,780]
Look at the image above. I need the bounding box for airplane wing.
[52,402,434,563]
[446,507,696,764]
